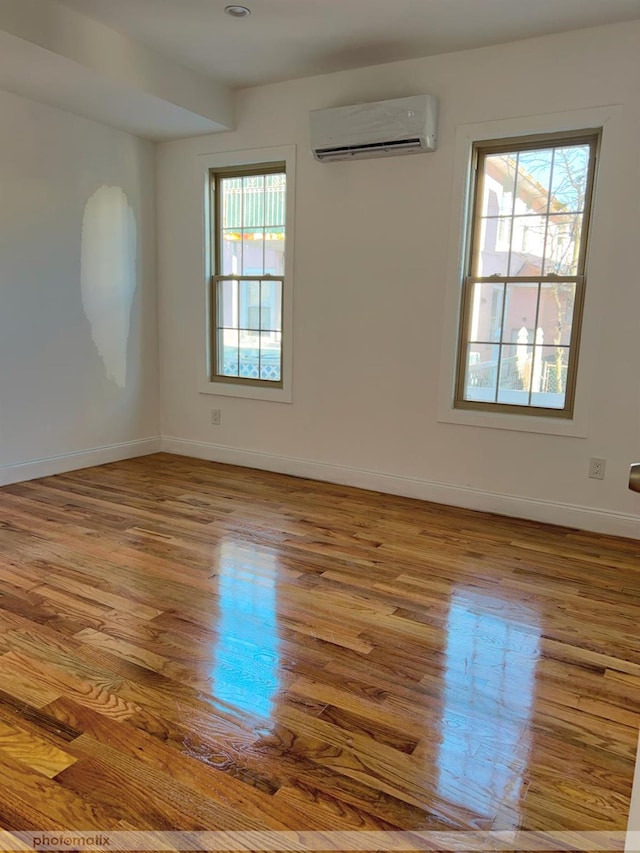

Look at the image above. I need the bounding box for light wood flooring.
[0,453,638,842]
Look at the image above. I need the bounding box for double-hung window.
[209,163,287,389]
[455,131,599,417]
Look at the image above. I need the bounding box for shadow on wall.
[81,186,137,389]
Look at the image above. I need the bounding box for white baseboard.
[5,434,636,539]
[0,437,162,487]
[162,436,640,540]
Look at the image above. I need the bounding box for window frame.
[210,162,286,390]
[454,129,600,419]
[198,145,296,404]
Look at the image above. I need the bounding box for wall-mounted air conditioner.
[310,94,438,162]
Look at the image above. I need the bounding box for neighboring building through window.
[209,164,286,387]
[455,131,599,417]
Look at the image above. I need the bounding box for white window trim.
[197,144,296,403]
[437,105,621,438]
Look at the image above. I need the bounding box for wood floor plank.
[0,718,77,778]
[0,650,139,721]
[0,750,118,830]
[0,687,82,745]
[0,453,636,836]
[59,734,279,831]
[42,697,291,828]
[0,652,62,708]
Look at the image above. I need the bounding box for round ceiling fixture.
[225,5,251,17]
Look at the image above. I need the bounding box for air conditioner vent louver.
[310,95,438,163]
[315,138,423,161]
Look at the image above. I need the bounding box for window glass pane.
[260,331,281,381]
[508,215,546,276]
[221,230,242,275]
[237,229,286,276]
[538,282,576,347]
[242,230,266,276]
[475,218,510,276]
[543,214,583,275]
[221,177,242,228]
[517,149,553,206]
[530,346,570,408]
[550,145,590,213]
[497,343,531,405]
[218,329,239,377]
[481,154,517,217]
[242,175,264,227]
[474,141,592,280]
[217,279,237,329]
[502,283,539,344]
[260,280,282,332]
[239,280,261,331]
[239,329,259,379]
[463,343,499,403]
[264,227,285,275]
[265,173,286,226]
[469,281,504,343]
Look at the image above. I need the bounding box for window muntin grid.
[210,166,286,387]
[455,132,598,417]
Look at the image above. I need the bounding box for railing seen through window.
[455,131,599,417]
[210,165,286,387]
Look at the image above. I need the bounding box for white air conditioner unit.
[310,94,438,162]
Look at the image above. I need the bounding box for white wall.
[157,20,640,537]
[0,90,159,483]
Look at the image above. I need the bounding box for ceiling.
[56,0,640,89]
[2,0,638,140]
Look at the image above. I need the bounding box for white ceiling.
[57,0,640,89]
[2,0,638,140]
[0,0,235,139]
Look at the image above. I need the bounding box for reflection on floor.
[214,542,279,719]
[0,453,637,838]
[439,591,540,828]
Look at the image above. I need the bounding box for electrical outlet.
[211,409,221,426]
[588,458,606,480]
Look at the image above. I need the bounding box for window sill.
[198,380,292,403]
[437,405,587,437]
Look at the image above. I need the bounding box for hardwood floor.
[0,452,638,846]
